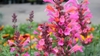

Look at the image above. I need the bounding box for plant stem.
[29,22,32,56]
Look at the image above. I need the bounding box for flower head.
[58,38,64,46]
[23,52,30,56]
[69,44,83,53]
[43,0,54,4]
[10,47,16,52]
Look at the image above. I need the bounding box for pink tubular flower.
[8,40,16,47]
[64,0,79,8]
[36,39,45,50]
[36,44,43,51]
[58,38,64,46]
[39,39,45,45]
[44,52,49,56]
[60,16,65,23]
[22,37,30,47]
[69,44,83,53]
[43,0,54,4]
[58,28,63,34]
[45,4,55,13]
[33,30,38,34]
[83,34,93,45]
[53,47,59,53]
[64,27,71,36]
[10,47,16,52]
[23,52,30,56]
[69,12,79,20]
[58,22,64,26]
[34,52,40,56]
[82,0,89,5]
[48,17,54,22]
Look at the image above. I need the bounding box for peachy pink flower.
[36,39,45,50]
[43,0,54,4]
[39,39,45,45]
[22,37,30,47]
[34,52,40,56]
[8,40,16,46]
[53,47,59,53]
[44,52,49,56]
[33,30,38,34]
[64,0,79,8]
[64,27,71,36]
[23,52,30,56]
[60,16,65,23]
[58,28,63,34]
[69,44,83,53]
[84,34,93,44]
[10,47,16,52]
[48,17,54,22]
[58,38,64,46]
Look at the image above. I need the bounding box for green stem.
[29,22,32,56]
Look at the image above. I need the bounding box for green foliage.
[1,22,38,35]
[0,45,11,56]
[2,25,15,35]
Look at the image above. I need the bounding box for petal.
[64,28,71,35]
[58,38,64,46]
[34,52,40,56]
[39,39,45,45]
[58,29,63,34]
[69,44,83,53]
[46,4,55,12]
[48,17,54,22]
[23,52,30,56]
[10,47,16,52]
[33,30,38,34]
[43,0,54,4]
[60,16,65,23]
[53,47,59,53]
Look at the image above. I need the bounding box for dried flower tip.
[0,25,4,31]
[12,13,17,23]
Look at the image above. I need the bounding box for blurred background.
[0,0,100,25]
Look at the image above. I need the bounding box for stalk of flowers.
[37,0,93,56]
[8,13,30,56]
[75,0,93,45]
[44,0,79,55]
[35,23,53,56]
[26,11,34,56]
[8,33,37,56]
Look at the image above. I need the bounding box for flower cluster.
[2,11,36,56]
[35,23,53,56]
[1,0,93,56]
[12,13,18,29]
[36,0,93,56]
[27,11,34,22]
[8,14,31,56]
[8,33,31,56]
